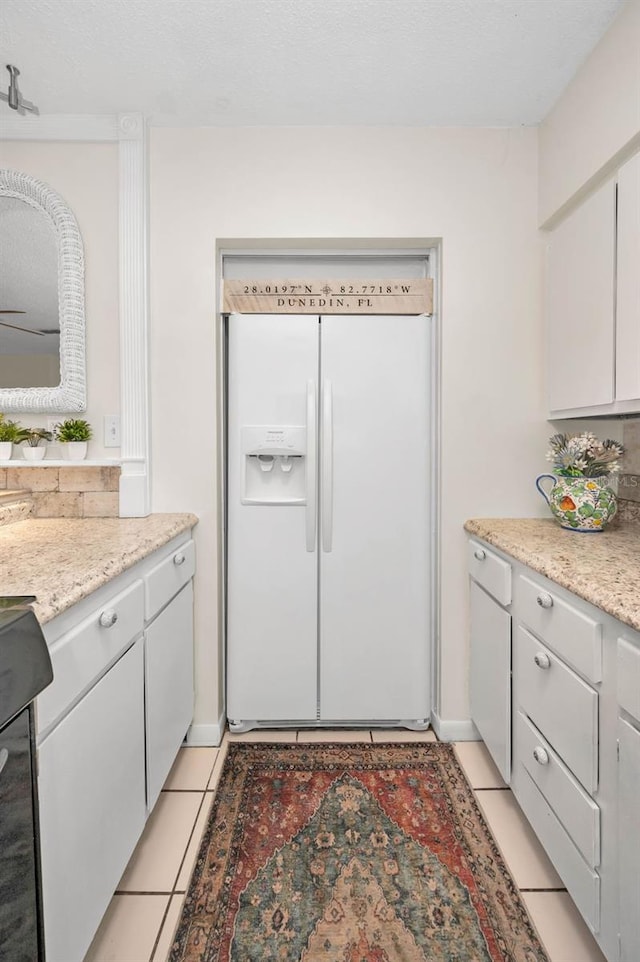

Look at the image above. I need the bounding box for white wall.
[150,125,548,734]
[0,141,121,458]
[539,0,640,225]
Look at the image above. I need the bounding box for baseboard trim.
[431,713,479,742]
[186,714,226,747]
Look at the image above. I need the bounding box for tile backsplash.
[0,466,120,518]
[618,417,640,522]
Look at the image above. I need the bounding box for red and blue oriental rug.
[170,742,548,962]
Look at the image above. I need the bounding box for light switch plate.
[104,415,120,447]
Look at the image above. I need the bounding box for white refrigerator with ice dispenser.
[226,312,431,730]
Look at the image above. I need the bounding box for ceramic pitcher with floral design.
[535,474,617,532]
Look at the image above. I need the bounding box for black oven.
[0,600,53,962]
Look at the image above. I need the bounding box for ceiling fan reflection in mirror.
[0,65,39,115]
[0,310,58,337]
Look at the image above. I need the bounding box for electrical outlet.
[46,417,61,436]
[104,415,120,448]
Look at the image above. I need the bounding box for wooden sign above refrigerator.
[223,278,433,314]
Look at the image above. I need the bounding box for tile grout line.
[147,764,219,962]
[148,894,173,962]
[519,887,568,893]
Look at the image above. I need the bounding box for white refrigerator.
[226,312,431,729]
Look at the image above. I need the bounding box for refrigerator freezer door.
[319,315,431,721]
[226,315,319,722]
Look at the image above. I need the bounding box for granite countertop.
[0,515,198,624]
[464,518,640,632]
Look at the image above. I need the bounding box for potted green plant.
[54,418,92,461]
[0,414,26,460]
[20,427,53,461]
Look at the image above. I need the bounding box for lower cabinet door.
[145,582,194,809]
[470,580,511,782]
[38,639,146,962]
[618,717,640,962]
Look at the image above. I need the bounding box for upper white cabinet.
[547,152,640,418]
[616,153,640,403]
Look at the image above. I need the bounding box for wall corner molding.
[117,112,150,516]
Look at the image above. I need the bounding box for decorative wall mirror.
[0,168,86,412]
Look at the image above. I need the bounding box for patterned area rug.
[170,743,548,962]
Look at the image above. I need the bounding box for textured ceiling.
[0,0,626,126]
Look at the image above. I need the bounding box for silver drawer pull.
[99,610,118,628]
[173,552,186,566]
[0,748,9,777]
[533,652,551,670]
[536,592,554,609]
[533,746,549,765]
[473,548,486,561]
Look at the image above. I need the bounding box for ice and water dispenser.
[241,426,306,504]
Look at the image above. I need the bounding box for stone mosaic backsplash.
[0,466,120,518]
[620,417,640,507]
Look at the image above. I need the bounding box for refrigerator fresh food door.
[318,314,431,721]
[226,314,319,722]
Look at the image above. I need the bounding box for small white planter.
[0,441,12,460]
[63,441,88,461]
[23,446,46,461]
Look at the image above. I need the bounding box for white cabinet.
[512,577,603,936]
[144,538,195,809]
[546,151,640,418]
[36,531,196,962]
[617,634,640,962]
[468,540,512,782]
[38,640,145,962]
[616,153,640,403]
[146,581,194,809]
[547,178,616,413]
[468,534,640,962]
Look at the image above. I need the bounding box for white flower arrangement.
[546,432,625,478]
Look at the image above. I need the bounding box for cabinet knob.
[473,548,486,561]
[533,746,549,766]
[533,652,551,670]
[99,609,118,628]
[173,552,186,566]
[536,592,554,609]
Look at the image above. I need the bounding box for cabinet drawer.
[36,580,144,736]
[516,626,598,793]
[518,575,602,682]
[145,539,195,621]
[516,765,600,933]
[617,636,640,723]
[468,540,511,606]
[516,711,600,868]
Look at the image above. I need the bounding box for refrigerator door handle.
[322,378,333,552]
[305,379,317,552]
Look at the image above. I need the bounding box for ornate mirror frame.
[0,114,150,516]
[0,168,87,412]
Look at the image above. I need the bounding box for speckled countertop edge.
[0,514,198,624]
[464,518,640,632]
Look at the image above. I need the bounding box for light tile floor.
[84,732,607,962]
